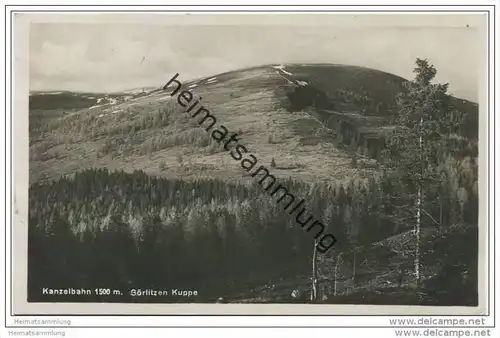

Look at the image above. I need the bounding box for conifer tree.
[383,58,463,287]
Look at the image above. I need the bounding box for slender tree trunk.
[398,265,404,287]
[311,240,318,302]
[439,197,446,230]
[334,252,343,296]
[440,198,443,227]
[352,249,356,288]
[415,116,423,288]
[416,186,421,287]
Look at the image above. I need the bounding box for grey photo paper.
[11,11,487,316]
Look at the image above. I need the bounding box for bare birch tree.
[311,239,318,301]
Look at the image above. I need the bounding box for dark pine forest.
[28,164,478,304]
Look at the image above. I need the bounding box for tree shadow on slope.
[284,85,336,112]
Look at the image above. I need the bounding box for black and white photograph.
[18,12,487,314]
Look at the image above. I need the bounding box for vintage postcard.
[12,11,488,315]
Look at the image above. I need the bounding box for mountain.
[28,63,479,305]
[29,63,478,184]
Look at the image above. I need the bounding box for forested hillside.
[28,59,480,305]
[28,155,477,304]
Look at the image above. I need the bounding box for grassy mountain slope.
[29,63,478,185]
[29,66,363,184]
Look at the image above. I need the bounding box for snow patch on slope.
[272,64,293,76]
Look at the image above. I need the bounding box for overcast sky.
[29,15,482,101]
